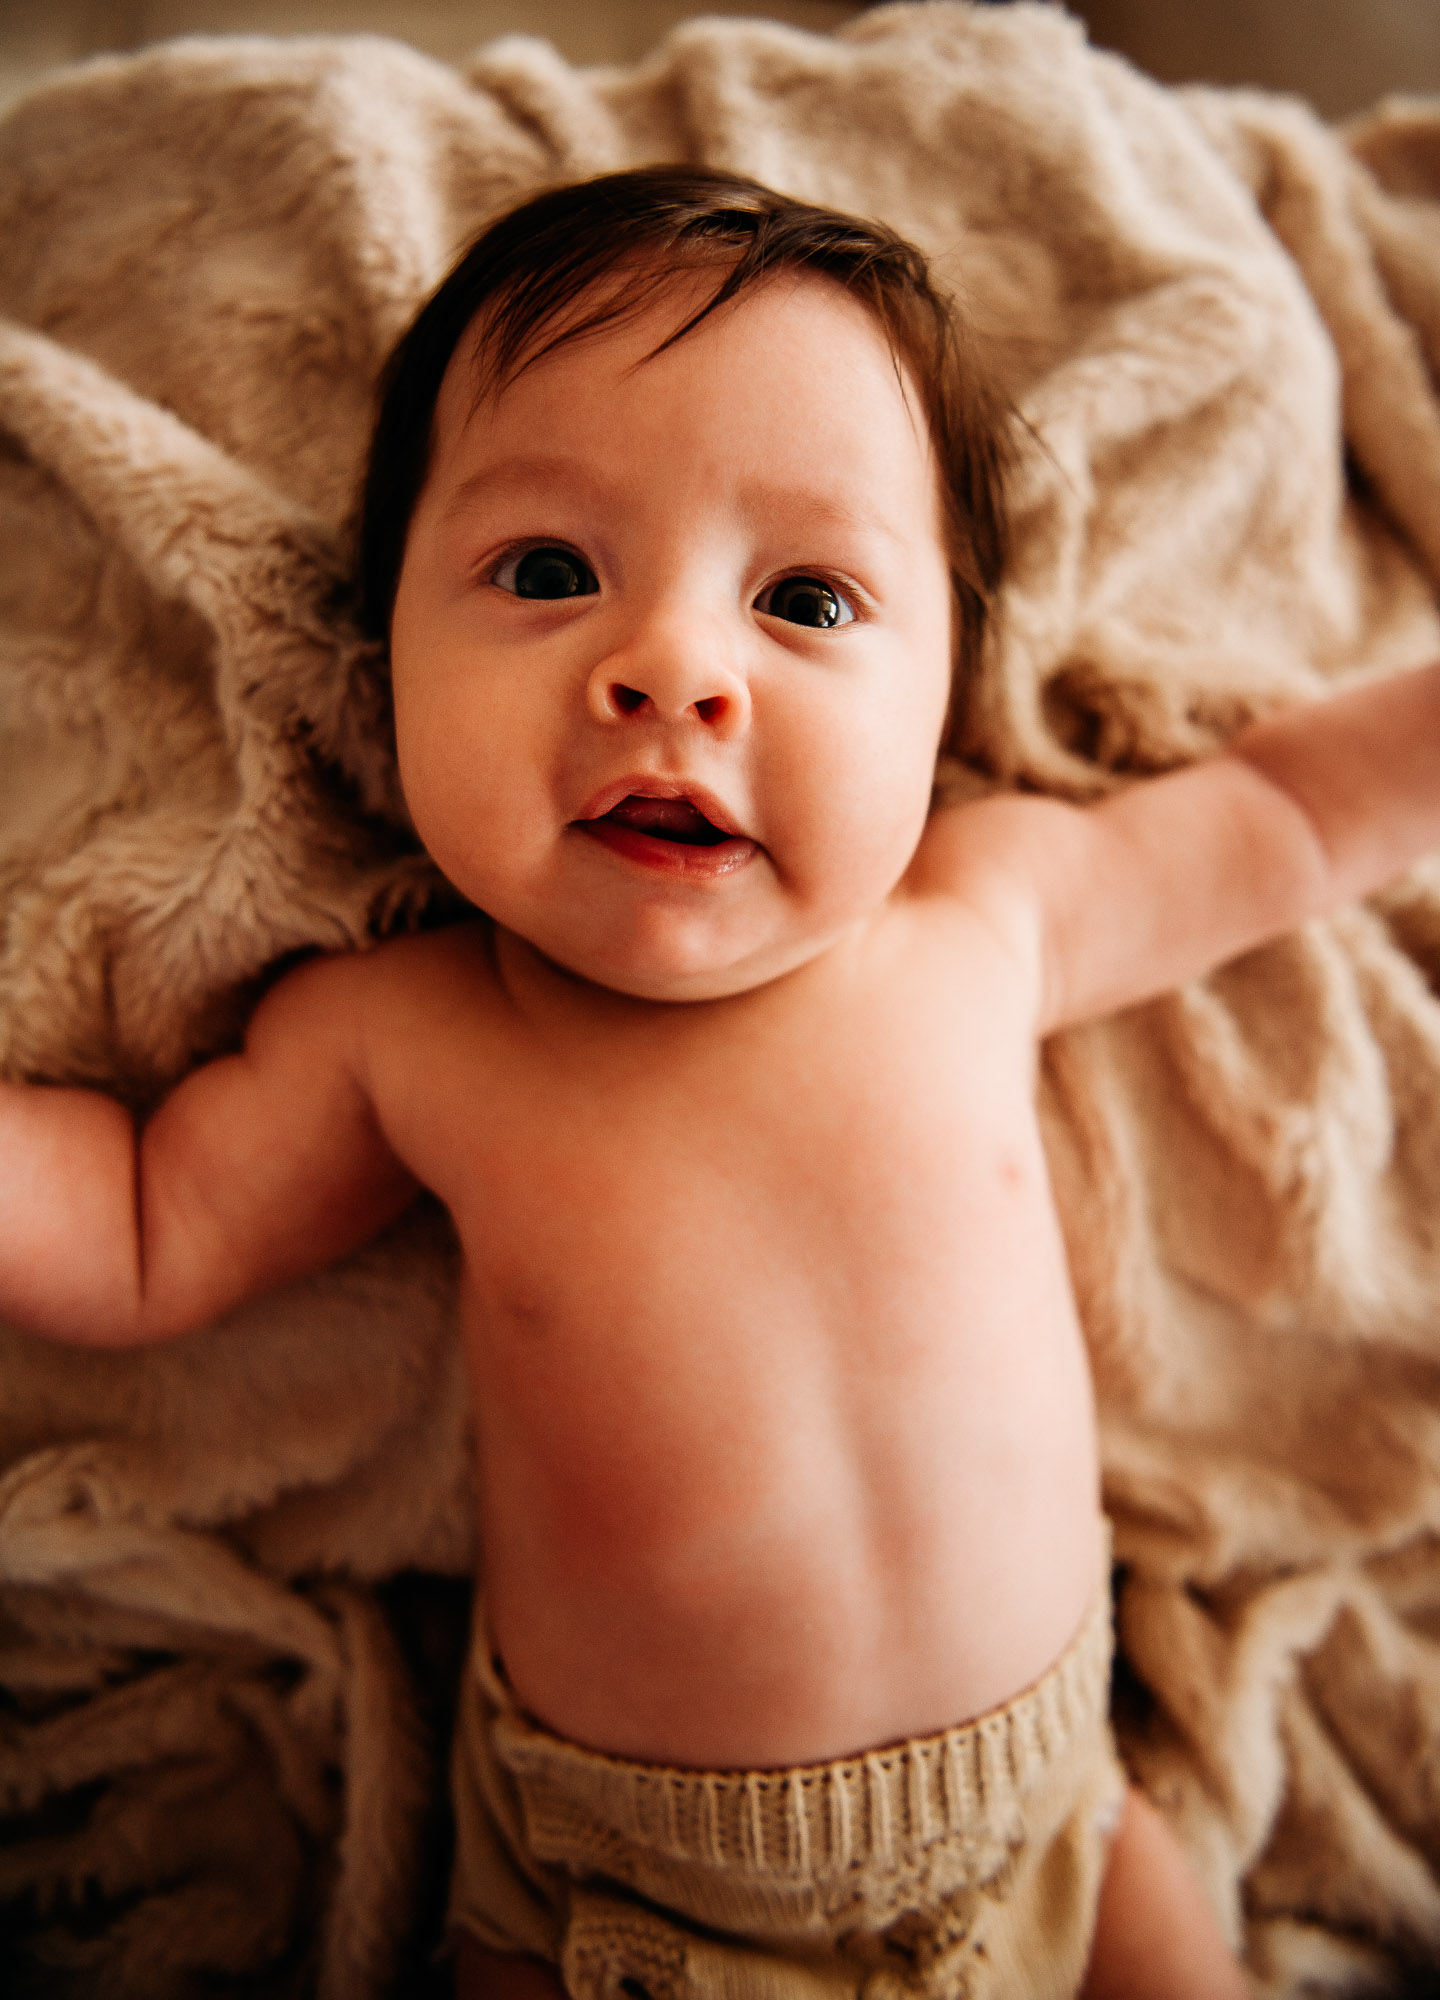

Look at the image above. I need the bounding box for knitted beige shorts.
[448,1585,1125,1999]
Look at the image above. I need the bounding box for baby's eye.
[755,575,854,630]
[492,545,598,599]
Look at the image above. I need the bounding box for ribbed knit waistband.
[483,1583,1113,1887]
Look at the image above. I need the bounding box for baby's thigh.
[454,1935,568,1999]
[1079,1788,1247,2000]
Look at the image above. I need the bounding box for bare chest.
[431,954,1077,1401]
[383,925,1103,1758]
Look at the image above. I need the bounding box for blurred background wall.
[2,0,1439,123]
[1081,0,1440,118]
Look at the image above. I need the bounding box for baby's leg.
[1080,1787,1249,2000]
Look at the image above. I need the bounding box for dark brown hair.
[358,166,1010,708]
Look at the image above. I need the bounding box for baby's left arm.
[924,657,1440,1033]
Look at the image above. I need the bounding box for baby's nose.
[602,681,739,728]
[588,621,750,735]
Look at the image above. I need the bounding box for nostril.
[611,683,647,715]
[695,695,726,724]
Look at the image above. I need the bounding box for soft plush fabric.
[2,5,1440,1993]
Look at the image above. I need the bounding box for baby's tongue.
[604,795,725,845]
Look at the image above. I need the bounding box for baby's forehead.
[442,261,919,436]
[413,272,948,583]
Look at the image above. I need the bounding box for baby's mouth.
[599,795,732,846]
[577,790,757,876]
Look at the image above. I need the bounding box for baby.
[5,165,1439,1999]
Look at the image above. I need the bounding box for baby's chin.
[497,918,852,1007]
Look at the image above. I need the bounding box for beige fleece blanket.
[3,4,1440,1993]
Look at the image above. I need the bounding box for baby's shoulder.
[363,914,495,979]
[336,919,513,1137]
[349,917,501,1024]
[270,917,501,1062]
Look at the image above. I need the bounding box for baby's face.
[390,269,954,1001]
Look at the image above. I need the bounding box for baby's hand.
[921,656,1440,1033]
[0,953,417,1344]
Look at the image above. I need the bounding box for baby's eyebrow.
[437,455,605,520]
[439,458,907,553]
[730,480,910,551]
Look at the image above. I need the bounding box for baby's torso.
[368,904,1102,1768]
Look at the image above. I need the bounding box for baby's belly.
[461,1210,1103,1770]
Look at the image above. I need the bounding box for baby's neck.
[488,916,872,1029]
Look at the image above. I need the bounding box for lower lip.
[578,818,758,878]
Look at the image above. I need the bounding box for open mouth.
[599,795,733,846]
[577,791,756,875]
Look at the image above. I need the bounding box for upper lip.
[574,776,749,840]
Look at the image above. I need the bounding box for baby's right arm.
[0,952,419,1345]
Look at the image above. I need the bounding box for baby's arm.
[0,952,418,1344]
[927,657,1440,1031]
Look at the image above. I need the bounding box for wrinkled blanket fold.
[3,6,1440,1993]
